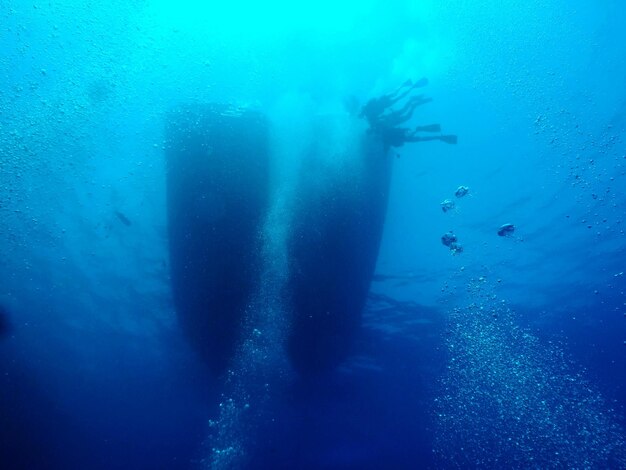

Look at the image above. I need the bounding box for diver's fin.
[438,134,458,145]
[415,124,441,133]
[413,77,429,88]
[409,95,432,106]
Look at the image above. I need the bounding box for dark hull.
[166,106,391,375]
[165,104,270,375]
[287,135,392,374]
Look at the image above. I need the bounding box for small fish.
[115,211,132,227]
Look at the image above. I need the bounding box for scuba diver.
[380,125,457,148]
[361,78,457,149]
[406,134,457,145]
[360,77,429,124]
[375,95,433,129]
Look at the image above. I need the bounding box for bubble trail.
[201,190,292,470]
[434,276,626,468]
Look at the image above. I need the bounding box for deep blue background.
[1,1,625,468]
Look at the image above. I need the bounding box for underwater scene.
[1,0,626,468]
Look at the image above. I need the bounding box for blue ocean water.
[1,1,626,468]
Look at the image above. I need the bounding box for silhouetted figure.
[380,125,458,148]
[415,124,442,133]
[405,134,458,145]
[361,78,457,149]
[375,95,433,129]
[360,77,429,123]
